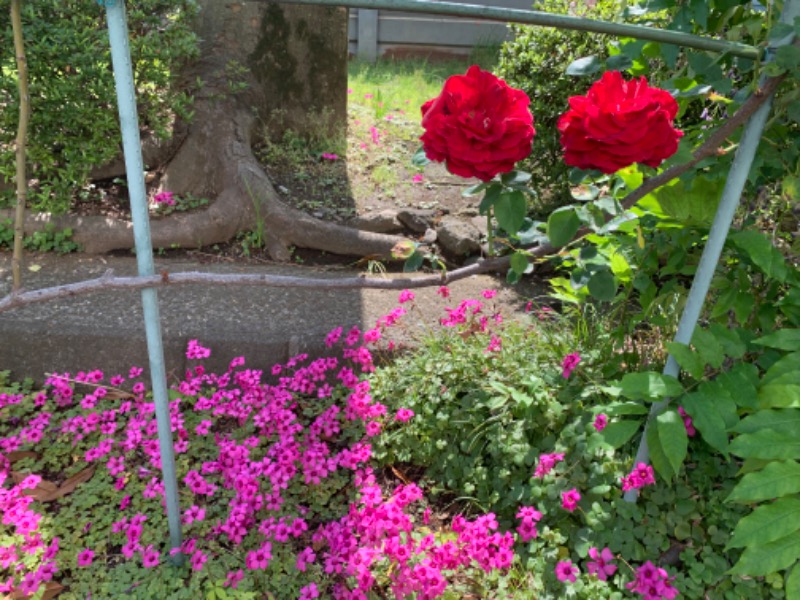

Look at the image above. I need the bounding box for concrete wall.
[348,0,532,61]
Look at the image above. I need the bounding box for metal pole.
[103,0,183,560]
[276,0,761,59]
[625,0,800,503]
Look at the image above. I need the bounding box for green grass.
[347,54,499,120]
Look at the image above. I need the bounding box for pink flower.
[395,408,415,422]
[485,335,502,354]
[246,543,273,571]
[77,548,94,567]
[561,352,581,378]
[627,561,678,599]
[621,462,656,491]
[412,173,424,184]
[561,488,581,512]
[223,569,244,589]
[398,289,415,304]
[142,545,160,568]
[190,550,207,571]
[321,153,338,160]
[481,289,497,299]
[593,413,608,432]
[678,406,696,437]
[299,583,320,599]
[437,286,450,298]
[555,560,579,583]
[533,452,565,478]
[516,505,543,542]
[586,547,617,581]
[153,191,176,206]
[183,505,206,525]
[365,421,382,437]
[186,339,211,360]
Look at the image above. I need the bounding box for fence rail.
[348,0,531,61]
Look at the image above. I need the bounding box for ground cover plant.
[0,280,795,599]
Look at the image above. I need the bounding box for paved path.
[0,253,544,383]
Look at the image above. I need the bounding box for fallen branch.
[0,258,517,314]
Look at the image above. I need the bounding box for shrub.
[0,0,198,214]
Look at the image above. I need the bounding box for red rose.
[557,71,683,174]
[420,66,535,182]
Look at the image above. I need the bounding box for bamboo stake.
[10,0,30,291]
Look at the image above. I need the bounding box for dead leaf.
[390,466,411,485]
[41,466,96,502]
[14,466,96,503]
[103,390,134,401]
[5,581,64,600]
[5,451,39,464]
[27,264,42,272]
[11,471,58,491]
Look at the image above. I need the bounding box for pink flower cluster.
[533,452,564,478]
[0,293,680,598]
[627,561,679,599]
[311,476,514,599]
[621,463,656,492]
[153,191,176,206]
[515,505,542,542]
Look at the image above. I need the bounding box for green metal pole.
[624,0,799,503]
[277,0,761,59]
[103,0,183,561]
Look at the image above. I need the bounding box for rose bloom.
[558,71,683,173]
[421,65,535,181]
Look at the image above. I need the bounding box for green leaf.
[412,147,431,167]
[651,175,722,226]
[725,460,800,504]
[768,22,796,43]
[753,329,800,351]
[601,402,650,416]
[658,43,679,68]
[606,54,633,71]
[728,531,800,577]
[464,181,490,196]
[647,419,675,482]
[600,419,642,449]
[697,379,739,427]
[547,207,581,248]
[759,384,800,409]
[618,372,684,401]
[787,562,800,600]
[666,342,705,380]
[587,269,617,302]
[478,184,503,213]
[510,251,529,276]
[730,430,800,460]
[715,363,758,408]
[727,497,800,549]
[500,170,532,187]
[762,353,800,386]
[730,230,788,282]
[566,55,602,76]
[733,409,800,436]
[656,408,688,475]
[680,391,729,456]
[709,324,747,359]
[691,328,726,369]
[403,251,425,272]
[494,190,527,235]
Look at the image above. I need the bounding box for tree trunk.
[6,1,407,259]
